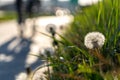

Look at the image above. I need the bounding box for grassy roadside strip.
[0,11,17,23]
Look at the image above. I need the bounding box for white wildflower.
[84,32,105,49]
[46,24,56,34]
[60,56,64,61]
[55,7,70,16]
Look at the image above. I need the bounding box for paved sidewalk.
[0,15,73,80]
[0,20,35,80]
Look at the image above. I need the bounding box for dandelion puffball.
[84,32,105,49]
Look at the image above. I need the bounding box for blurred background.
[0,0,79,23]
[0,0,78,17]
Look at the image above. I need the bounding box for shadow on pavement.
[0,37,43,80]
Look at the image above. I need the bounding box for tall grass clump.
[31,0,120,80]
[64,0,120,66]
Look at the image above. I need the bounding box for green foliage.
[65,0,120,49]
[36,0,120,80]
[0,11,17,22]
[64,0,120,64]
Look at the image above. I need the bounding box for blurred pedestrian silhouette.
[26,0,41,38]
[26,0,41,18]
[15,0,41,38]
[15,0,25,38]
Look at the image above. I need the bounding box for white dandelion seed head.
[84,32,105,49]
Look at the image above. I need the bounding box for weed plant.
[35,0,120,80]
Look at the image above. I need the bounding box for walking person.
[26,0,41,18]
[26,0,41,38]
[15,0,25,38]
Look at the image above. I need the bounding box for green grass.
[0,11,54,23]
[0,11,17,22]
[29,0,120,79]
